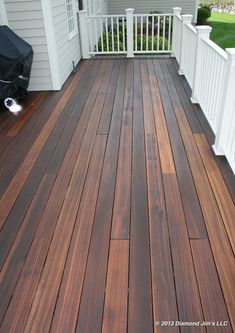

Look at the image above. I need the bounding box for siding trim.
[41,0,61,90]
[0,1,8,25]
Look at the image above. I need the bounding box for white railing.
[133,14,173,53]
[79,9,173,57]
[179,23,197,87]
[87,15,127,55]
[194,39,226,132]
[172,7,235,173]
[172,9,182,63]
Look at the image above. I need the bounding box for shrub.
[97,31,168,52]
[197,6,212,24]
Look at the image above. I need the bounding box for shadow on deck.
[0,58,234,333]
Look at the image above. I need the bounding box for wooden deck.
[0,58,234,333]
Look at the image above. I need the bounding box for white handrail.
[172,8,235,173]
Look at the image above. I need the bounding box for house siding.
[51,0,81,87]
[4,0,53,91]
[107,0,196,18]
[84,0,108,15]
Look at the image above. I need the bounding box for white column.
[213,49,235,155]
[126,8,134,58]
[191,26,212,103]
[171,7,182,57]
[79,10,91,59]
[178,14,193,75]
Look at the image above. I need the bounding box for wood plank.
[128,59,153,333]
[111,59,133,240]
[153,59,207,239]
[146,59,175,174]
[145,134,179,333]
[98,59,120,134]
[6,92,46,137]
[0,60,106,330]
[0,92,39,134]
[76,60,126,333]
[170,58,235,204]
[50,134,107,333]
[0,61,91,226]
[191,239,233,332]
[0,69,82,196]
[0,92,57,195]
[194,134,235,254]
[165,58,203,134]
[141,59,155,134]
[163,174,205,333]
[173,104,235,331]
[0,60,99,272]
[24,61,114,333]
[0,174,56,323]
[0,136,12,159]
[102,240,129,333]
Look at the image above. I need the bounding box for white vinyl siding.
[107,0,196,19]
[84,0,107,15]
[51,0,81,86]
[4,0,53,91]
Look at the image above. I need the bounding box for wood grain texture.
[191,239,233,332]
[194,133,235,254]
[24,61,114,333]
[0,58,234,333]
[0,60,90,226]
[6,92,46,137]
[163,173,205,333]
[128,59,153,333]
[174,105,235,331]
[50,135,107,333]
[111,60,133,240]
[154,58,207,239]
[102,240,129,333]
[145,134,179,333]
[76,60,126,333]
[147,59,175,174]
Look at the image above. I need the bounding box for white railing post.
[212,49,235,155]
[79,10,91,59]
[126,8,134,58]
[172,7,182,57]
[178,14,193,75]
[190,26,212,103]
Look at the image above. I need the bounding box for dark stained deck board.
[153,58,207,239]
[111,59,133,240]
[76,60,126,333]
[24,60,115,332]
[146,59,175,175]
[194,134,235,254]
[142,60,179,332]
[50,134,107,333]
[163,173,206,333]
[0,60,99,276]
[170,58,235,203]
[0,59,104,329]
[0,58,234,333]
[173,104,235,330]
[191,239,233,333]
[102,240,129,333]
[6,92,46,137]
[128,59,153,333]
[0,61,92,225]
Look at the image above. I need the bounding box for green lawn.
[208,12,235,49]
